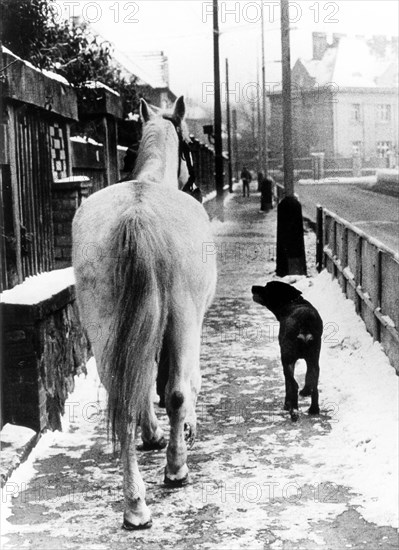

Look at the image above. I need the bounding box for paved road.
[296,184,399,254]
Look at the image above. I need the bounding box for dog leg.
[304,358,320,415]
[282,360,299,421]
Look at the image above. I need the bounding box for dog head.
[251,281,303,318]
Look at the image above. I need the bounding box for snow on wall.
[0,268,75,305]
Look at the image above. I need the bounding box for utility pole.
[276,0,306,276]
[232,108,238,180]
[257,57,263,175]
[280,0,293,195]
[225,58,233,193]
[213,0,224,217]
[260,1,268,177]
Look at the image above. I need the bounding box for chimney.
[312,32,328,60]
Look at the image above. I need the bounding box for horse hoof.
[140,436,167,451]
[299,387,311,397]
[290,410,299,422]
[308,405,320,415]
[122,518,153,530]
[164,468,189,488]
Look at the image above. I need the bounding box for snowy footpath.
[1,192,398,550]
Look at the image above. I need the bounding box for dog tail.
[297,333,314,344]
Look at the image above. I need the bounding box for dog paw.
[308,405,320,415]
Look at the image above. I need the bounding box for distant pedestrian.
[241,166,252,197]
[259,172,274,212]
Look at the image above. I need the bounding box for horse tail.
[104,206,171,447]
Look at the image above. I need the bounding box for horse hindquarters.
[73,204,172,528]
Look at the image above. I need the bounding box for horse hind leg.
[163,314,202,486]
[120,422,153,530]
[139,392,167,451]
[139,340,169,450]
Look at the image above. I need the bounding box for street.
[1,192,398,550]
[296,184,399,254]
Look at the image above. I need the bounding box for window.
[352,141,363,155]
[351,104,361,122]
[376,141,392,158]
[377,104,391,122]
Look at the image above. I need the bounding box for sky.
[54,1,399,104]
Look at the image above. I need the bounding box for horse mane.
[131,109,189,185]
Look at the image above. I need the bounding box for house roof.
[272,35,398,93]
[112,47,171,90]
[332,37,395,88]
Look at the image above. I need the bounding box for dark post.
[213,0,224,217]
[316,205,323,272]
[225,58,233,193]
[276,0,306,276]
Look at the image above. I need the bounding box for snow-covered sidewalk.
[1,193,398,549]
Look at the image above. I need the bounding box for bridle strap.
[164,116,196,184]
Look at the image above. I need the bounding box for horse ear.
[140,99,155,123]
[172,96,185,122]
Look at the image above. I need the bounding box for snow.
[298,176,377,185]
[0,268,75,305]
[70,136,103,147]
[1,267,398,544]
[83,80,120,97]
[2,46,71,86]
[288,271,399,528]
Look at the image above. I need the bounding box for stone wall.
[1,286,89,432]
[52,177,92,269]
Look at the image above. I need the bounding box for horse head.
[137,96,191,189]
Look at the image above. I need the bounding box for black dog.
[252,281,323,421]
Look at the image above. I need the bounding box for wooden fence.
[316,206,399,373]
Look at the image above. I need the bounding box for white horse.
[72,97,217,529]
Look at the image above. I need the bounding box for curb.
[0,424,40,488]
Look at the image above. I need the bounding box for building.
[269,33,399,160]
[112,48,176,109]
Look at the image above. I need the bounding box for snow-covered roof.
[293,36,398,90]
[112,48,170,90]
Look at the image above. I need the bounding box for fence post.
[316,205,324,272]
[77,85,122,188]
[373,249,382,341]
[352,152,362,177]
[341,226,349,295]
[355,234,363,315]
